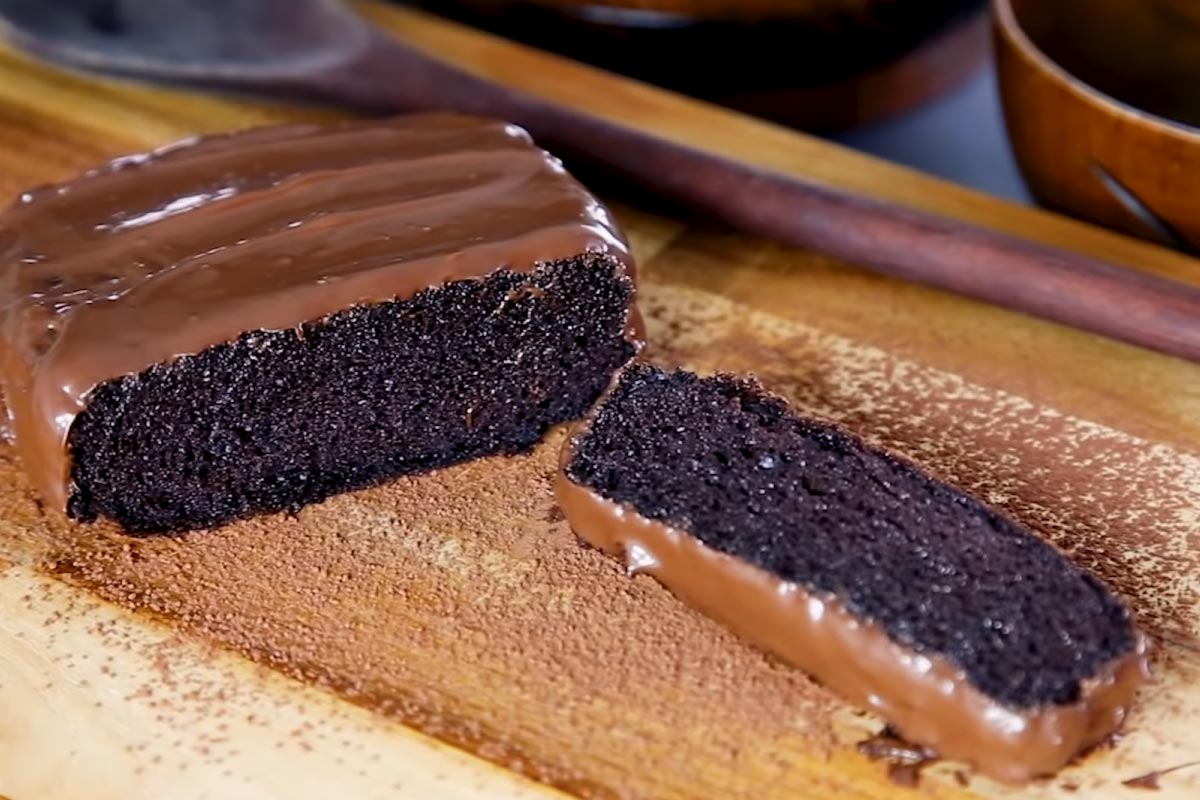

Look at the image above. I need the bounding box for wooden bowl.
[995,0,1200,250]
[415,0,989,131]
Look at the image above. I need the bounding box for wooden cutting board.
[0,4,1198,799]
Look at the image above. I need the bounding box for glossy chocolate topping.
[0,114,635,512]
[556,421,1151,784]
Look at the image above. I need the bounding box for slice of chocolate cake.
[0,114,640,534]
[556,364,1149,784]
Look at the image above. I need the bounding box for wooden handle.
[288,33,1200,362]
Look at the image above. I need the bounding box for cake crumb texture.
[568,363,1136,709]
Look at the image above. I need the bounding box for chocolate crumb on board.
[856,727,938,788]
[1122,761,1200,790]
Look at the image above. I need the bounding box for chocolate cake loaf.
[0,114,640,534]
[556,365,1149,783]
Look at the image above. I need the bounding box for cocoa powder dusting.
[5,428,842,799]
[0,282,1198,798]
[642,288,1200,651]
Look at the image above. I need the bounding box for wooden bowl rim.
[993,0,1200,142]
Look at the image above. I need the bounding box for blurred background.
[410,0,1200,251]
[411,0,1025,200]
[3,0,1191,249]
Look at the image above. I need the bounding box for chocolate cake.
[556,364,1149,783]
[0,114,640,534]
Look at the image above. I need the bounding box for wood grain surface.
[0,4,1198,799]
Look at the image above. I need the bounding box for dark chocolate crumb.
[69,256,634,534]
[568,364,1138,709]
[857,727,938,788]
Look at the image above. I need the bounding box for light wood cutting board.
[0,4,1198,799]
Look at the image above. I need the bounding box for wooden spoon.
[3,0,1200,362]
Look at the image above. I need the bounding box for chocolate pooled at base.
[556,364,1149,783]
[0,113,640,533]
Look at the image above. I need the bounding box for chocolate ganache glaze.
[0,114,634,513]
[555,371,1150,784]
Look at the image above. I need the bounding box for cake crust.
[0,114,636,518]
[557,365,1150,782]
